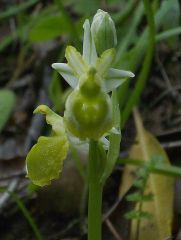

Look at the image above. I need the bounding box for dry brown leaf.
[119,108,173,240]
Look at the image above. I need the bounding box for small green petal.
[26,105,69,186]
[26,135,69,186]
[96,48,115,77]
[33,105,65,136]
[65,46,88,78]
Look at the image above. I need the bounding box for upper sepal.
[65,46,88,78]
[83,19,97,65]
[96,48,116,77]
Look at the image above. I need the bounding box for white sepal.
[107,68,135,78]
[104,79,126,93]
[104,67,134,92]
[52,63,78,88]
[83,19,97,65]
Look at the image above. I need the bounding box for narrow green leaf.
[0,188,43,240]
[100,90,121,184]
[0,0,39,20]
[0,89,16,132]
[125,210,152,220]
[29,15,68,42]
[156,27,181,42]
[127,192,154,202]
[133,179,145,189]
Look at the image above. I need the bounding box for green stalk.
[88,140,103,240]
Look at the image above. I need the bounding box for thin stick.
[105,218,123,240]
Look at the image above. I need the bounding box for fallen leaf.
[119,108,173,240]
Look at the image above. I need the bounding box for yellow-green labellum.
[26,105,69,186]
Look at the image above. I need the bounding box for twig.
[149,85,181,108]
[0,172,25,181]
[0,179,19,210]
[105,218,123,240]
[156,54,176,97]
[103,197,123,221]
[161,140,181,149]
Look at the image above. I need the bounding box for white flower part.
[108,68,135,78]
[100,136,109,150]
[52,63,78,88]
[83,19,97,65]
[109,127,120,135]
[104,79,126,93]
[104,67,135,92]
[51,16,134,92]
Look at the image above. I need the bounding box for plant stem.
[88,140,103,240]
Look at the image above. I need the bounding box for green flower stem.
[88,140,103,240]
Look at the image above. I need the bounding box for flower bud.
[91,9,117,55]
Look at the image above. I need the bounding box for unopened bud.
[91,9,117,55]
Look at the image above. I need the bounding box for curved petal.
[96,48,115,77]
[33,105,65,135]
[65,46,88,78]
